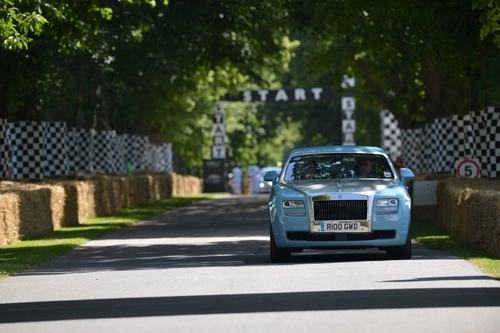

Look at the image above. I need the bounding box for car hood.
[282,179,399,197]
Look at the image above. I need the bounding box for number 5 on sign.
[455,158,481,179]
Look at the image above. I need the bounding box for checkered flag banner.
[429,117,454,173]
[124,135,149,171]
[380,111,402,161]
[450,114,474,175]
[7,121,44,180]
[401,128,424,172]
[483,107,500,178]
[396,107,499,178]
[0,119,9,179]
[67,127,95,174]
[157,143,173,172]
[469,110,488,177]
[142,141,154,171]
[114,134,126,174]
[147,143,173,172]
[93,130,117,173]
[43,121,69,177]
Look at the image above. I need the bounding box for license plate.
[315,221,369,233]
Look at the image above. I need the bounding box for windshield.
[283,153,394,181]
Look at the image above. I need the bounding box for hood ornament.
[337,178,343,192]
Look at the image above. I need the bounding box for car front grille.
[313,200,367,220]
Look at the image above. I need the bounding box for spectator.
[231,165,243,194]
[247,164,261,194]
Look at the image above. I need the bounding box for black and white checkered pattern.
[421,124,434,173]
[114,134,126,174]
[398,107,499,178]
[124,135,149,171]
[67,127,95,174]
[142,141,154,171]
[429,117,453,173]
[484,107,500,178]
[147,143,174,172]
[449,114,474,174]
[157,143,173,172]
[93,130,116,173]
[42,121,68,177]
[469,110,489,177]
[380,111,402,160]
[401,128,424,172]
[7,121,44,180]
[1,120,176,180]
[0,119,9,179]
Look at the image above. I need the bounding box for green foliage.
[0,0,498,174]
[0,0,48,50]
[473,0,500,47]
[285,0,500,127]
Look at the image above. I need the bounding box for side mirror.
[399,168,415,182]
[263,170,278,184]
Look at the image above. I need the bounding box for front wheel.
[270,225,290,263]
[389,233,412,260]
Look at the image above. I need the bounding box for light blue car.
[263,145,415,263]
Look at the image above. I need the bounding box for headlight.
[282,200,305,208]
[376,198,399,207]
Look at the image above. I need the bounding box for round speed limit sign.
[455,159,481,178]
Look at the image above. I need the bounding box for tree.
[473,0,500,47]
[0,0,48,50]
[284,0,500,127]
[0,0,295,175]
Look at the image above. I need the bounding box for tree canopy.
[1,0,498,175]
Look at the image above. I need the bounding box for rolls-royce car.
[263,145,415,263]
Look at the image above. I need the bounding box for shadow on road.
[1,287,499,323]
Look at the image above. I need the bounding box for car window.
[283,154,394,181]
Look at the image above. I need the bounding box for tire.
[270,225,291,263]
[390,233,412,260]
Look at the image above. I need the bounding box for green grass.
[0,195,215,279]
[412,218,500,280]
[1,196,499,280]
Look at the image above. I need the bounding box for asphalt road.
[0,195,499,332]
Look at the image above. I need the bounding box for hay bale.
[56,180,95,225]
[0,192,21,246]
[150,173,172,201]
[92,176,128,216]
[128,174,153,206]
[437,178,500,257]
[0,181,67,238]
[0,173,199,246]
[171,173,202,196]
[17,187,54,238]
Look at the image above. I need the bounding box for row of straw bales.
[0,173,202,246]
[412,177,500,257]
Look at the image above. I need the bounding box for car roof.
[287,145,387,158]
